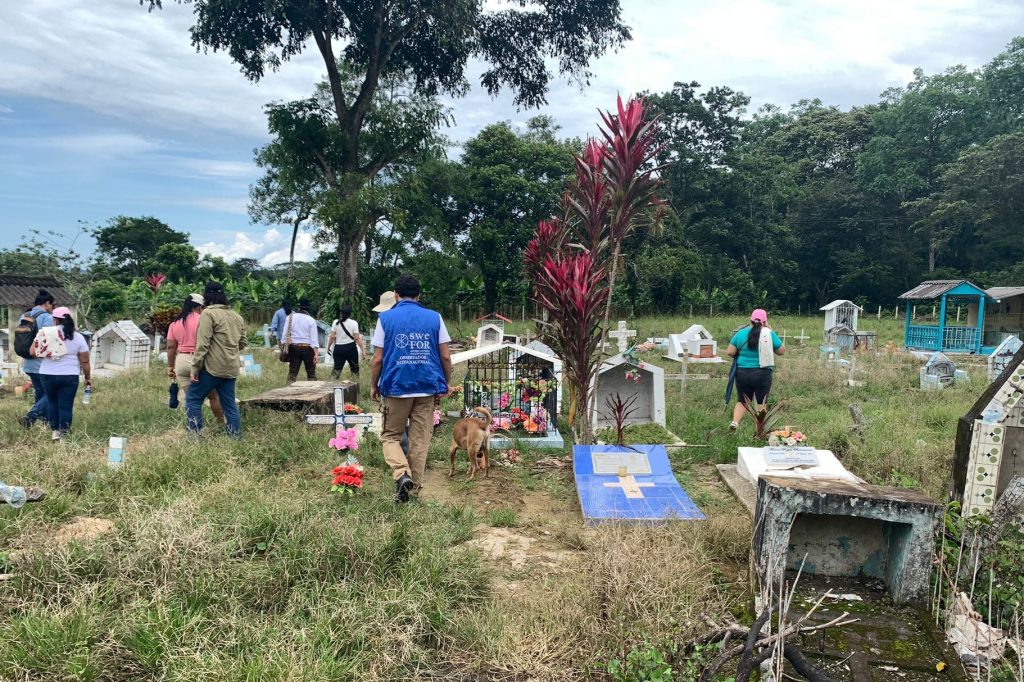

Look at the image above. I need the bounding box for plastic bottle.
[82,384,92,405]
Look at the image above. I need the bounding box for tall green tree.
[451,117,577,311]
[145,0,630,298]
[94,216,189,279]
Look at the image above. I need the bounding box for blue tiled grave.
[573,444,705,523]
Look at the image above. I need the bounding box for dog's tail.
[473,406,493,423]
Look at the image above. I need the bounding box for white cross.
[260,324,273,348]
[603,475,655,499]
[779,329,788,344]
[794,328,810,344]
[609,321,637,353]
[304,388,374,437]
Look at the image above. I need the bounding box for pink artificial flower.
[329,427,359,452]
[433,410,442,426]
[499,392,511,410]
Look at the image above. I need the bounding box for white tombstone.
[820,300,861,333]
[608,320,637,353]
[736,447,862,486]
[666,325,722,364]
[90,320,151,373]
[989,335,1023,381]
[591,354,666,429]
[476,323,504,349]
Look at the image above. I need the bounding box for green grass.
[0,315,984,679]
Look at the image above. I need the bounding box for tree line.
[7,0,1022,321]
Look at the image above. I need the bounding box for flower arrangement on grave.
[343,403,363,415]
[634,341,656,354]
[523,405,549,433]
[328,428,363,496]
[622,345,647,383]
[494,449,521,467]
[768,429,807,448]
[433,409,443,427]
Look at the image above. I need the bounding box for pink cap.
[52,306,73,319]
[751,308,768,324]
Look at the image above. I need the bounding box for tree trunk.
[584,243,622,446]
[339,237,360,301]
[928,239,936,273]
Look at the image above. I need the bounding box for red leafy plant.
[603,392,639,447]
[145,272,166,293]
[525,96,666,444]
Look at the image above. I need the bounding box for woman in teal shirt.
[725,308,784,431]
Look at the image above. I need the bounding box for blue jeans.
[39,374,79,433]
[26,372,49,423]
[186,370,241,437]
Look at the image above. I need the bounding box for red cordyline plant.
[145,272,166,293]
[525,95,666,444]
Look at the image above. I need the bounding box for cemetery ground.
[0,315,984,680]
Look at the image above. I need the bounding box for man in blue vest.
[371,275,452,502]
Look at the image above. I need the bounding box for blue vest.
[378,301,448,396]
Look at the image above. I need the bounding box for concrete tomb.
[90,320,151,375]
[753,476,941,604]
[665,325,723,364]
[954,344,1024,517]
[988,335,1023,381]
[574,444,704,523]
[591,353,666,429]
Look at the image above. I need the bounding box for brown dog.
[449,407,492,480]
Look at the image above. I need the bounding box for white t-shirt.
[372,314,451,398]
[331,319,360,345]
[39,332,90,376]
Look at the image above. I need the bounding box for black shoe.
[395,474,414,503]
[168,383,179,409]
[18,415,32,429]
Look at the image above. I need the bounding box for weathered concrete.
[753,476,941,604]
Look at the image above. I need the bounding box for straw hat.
[372,291,397,313]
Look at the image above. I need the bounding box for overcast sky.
[1,0,1022,265]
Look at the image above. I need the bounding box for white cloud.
[0,104,13,114]
[0,0,322,137]
[3,0,1022,147]
[195,227,321,266]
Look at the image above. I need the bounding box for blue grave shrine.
[574,444,704,523]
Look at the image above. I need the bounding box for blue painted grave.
[574,444,705,523]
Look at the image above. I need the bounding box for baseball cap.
[751,309,768,324]
[372,291,397,313]
[52,306,73,320]
[189,293,205,305]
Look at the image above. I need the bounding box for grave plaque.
[592,451,653,475]
[574,445,704,523]
[764,447,820,469]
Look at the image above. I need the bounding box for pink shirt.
[167,312,201,353]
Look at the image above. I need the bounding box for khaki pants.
[381,396,434,488]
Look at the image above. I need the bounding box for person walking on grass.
[17,289,55,429]
[725,308,785,431]
[328,304,363,381]
[187,281,246,437]
[285,299,319,384]
[371,276,452,502]
[38,307,91,441]
[270,298,291,345]
[166,293,225,424]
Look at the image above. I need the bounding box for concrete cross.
[794,328,810,344]
[603,475,655,499]
[609,320,637,353]
[260,324,273,348]
[304,388,374,437]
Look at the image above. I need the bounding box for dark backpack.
[13,309,43,359]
